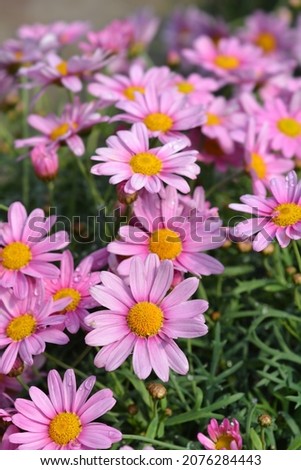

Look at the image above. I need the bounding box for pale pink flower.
[243,119,294,195]
[20,50,108,93]
[91,122,200,194]
[172,73,221,106]
[85,254,209,381]
[15,99,107,157]
[0,201,69,299]
[230,171,301,251]
[0,284,69,374]
[0,38,42,71]
[45,250,101,334]
[108,187,224,277]
[17,21,90,47]
[80,19,134,55]
[183,36,263,85]
[88,63,171,104]
[113,86,206,144]
[239,10,293,57]
[198,418,242,450]
[30,144,59,181]
[10,369,122,449]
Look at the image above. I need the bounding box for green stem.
[170,373,190,411]
[0,204,8,211]
[292,241,301,273]
[16,375,30,392]
[207,170,243,198]
[122,434,185,450]
[76,157,104,207]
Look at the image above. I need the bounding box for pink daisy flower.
[15,99,107,157]
[85,254,209,381]
[91,122,200,194]
[108,187,224,277]
[172,73,221,106]
[239,10,293,57]
[88,63,171,104]
[0,424,19,450]
[256,92,301,159]
[20,50,108,94]
[243,119,294,195]
[17,21,90,47]
[113,86,206,144]
[10,368,122,449]
[197,418,242,450]
[183,36,262,85]
[229,171,301,251]
[0,283,69,375]
[44,250,101,334]
[0,201,69,299]
[201,97,247,154]
[0,38,43,72]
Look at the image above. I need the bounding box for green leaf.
[288,436,301,450]
[146,415,159,439]
[249,428,263,450]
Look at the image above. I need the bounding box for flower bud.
[7,356,24,377]
[286,266,297,275]
[147,382,167,400]
[293,273,301,285]
[237,241,252,253]
[117,181,138,205]
[262,244,274,255]
[258,414,272,428]
[127,404,138,415]
[30,144,59,181]
[211,311,221,322]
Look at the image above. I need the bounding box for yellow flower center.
[277,118,301,138]
[6,314,37,341]
[177,81,195,94]
[143,113,173,133]
[149,228,182,260]
[123,85,145,100]
[14,51,24,61]
[56,61,68,76]
[206,113,221,126]
[248,153,266,179]
[49,412,82,446]
[127,301,163,337]
[1,242,32,270]
[50,122,69,141]
[255,32,276,53]
[214,55,240,70]
[272,203,301,227]
[53,288,81,312]
[215,434,234,450]
[130,152,162,176]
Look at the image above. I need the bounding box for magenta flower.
[10,369,122,449]
[239,10,292,56]
[202,97,247,153]
[80,19,134,55]
[0,284,69,374]
[20,50,108,94]
[85,254,208,381]
[30,144,59,181]
[113,86,206,144]
[243,119,294,195]
[256,93,301,159]
[88,63,171,103]
[183,36,262,85]
[45,250,101,334]
[197,418,242,450]
[0,201,69,299]
[91,123,200,194]
[15,99,107,157]
[230,171,301,251]
[172,73,221,106]
[108,187,224,277]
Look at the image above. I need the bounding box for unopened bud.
[7,356,24,377]
[286,266,297,275]
[262,244,274,255]
[165,407,173,417]
[211,311,221,322]
[258,414,272,428]
[237,241,252,253]
[117,182,138,205]
[147,382,167,400]
[127,404,138,415]
[222,239,232,249]
[30,144,59,181]
[293,273,301,285]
